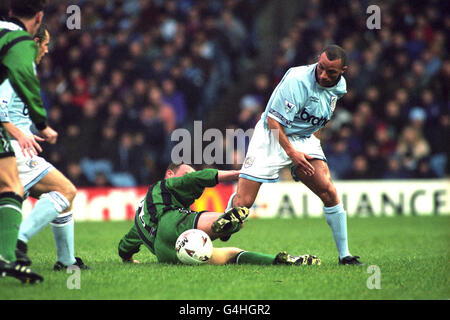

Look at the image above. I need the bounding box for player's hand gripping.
[288,150,315,176]
[17,133,44,157]
[39,126,58,144]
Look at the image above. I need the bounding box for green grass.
[1,216,449,300]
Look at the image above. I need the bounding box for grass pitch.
[1,215,448,300]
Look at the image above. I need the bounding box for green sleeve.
[118,224,143,260]
[2,39,47,129]
[165,168,219,206]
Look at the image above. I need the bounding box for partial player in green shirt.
[0,0,50,284]
[118,163,321,266]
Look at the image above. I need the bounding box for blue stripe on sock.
[51,213,73,225]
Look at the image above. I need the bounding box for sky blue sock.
[51,212,76,266]
[324,203,351,259]
[18,195,60,243]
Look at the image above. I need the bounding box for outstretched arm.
[217,170,240,183]
[118,224,143,264]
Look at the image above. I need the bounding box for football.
[175,229,213,265]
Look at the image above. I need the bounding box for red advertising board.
[23,184,236,221]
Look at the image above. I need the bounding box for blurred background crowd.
[30,0,448,187]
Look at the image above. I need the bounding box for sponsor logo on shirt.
[297,109,329,127]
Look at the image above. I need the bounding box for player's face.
[316,52,347,87]
[36,31,50,64]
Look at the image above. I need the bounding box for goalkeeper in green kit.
[118,163,321,266]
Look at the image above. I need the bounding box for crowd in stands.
[34,0,447,187]
[39,0,259,186]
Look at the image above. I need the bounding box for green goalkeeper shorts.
[135,208,205,264]
[0,126,15,159]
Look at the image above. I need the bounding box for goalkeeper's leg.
[211,207,249,234]
[196,208,250,241]
[209,248,321,266]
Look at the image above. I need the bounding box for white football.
[175,229,213,265]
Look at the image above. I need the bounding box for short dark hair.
[321,44,347,67]
[11,0,47,19]
[0,0,10,19]
[33,23,47,43]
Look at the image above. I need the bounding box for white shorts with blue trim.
[239,119,326,183]
[11,140,55,192]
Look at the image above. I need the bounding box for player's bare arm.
[2,121,43,157]
[267,117,315,176]
[217,170,240,182]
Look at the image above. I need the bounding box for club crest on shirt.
[330,96,337,112]
[285,100,295,113]
[243,156,255,168]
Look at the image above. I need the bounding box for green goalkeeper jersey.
[138,168,219,228]
[0,19,47,130]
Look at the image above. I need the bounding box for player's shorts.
[239,119,326,183]
[0,125,15,158]
[134,206,205,264]
[11,140,55,192]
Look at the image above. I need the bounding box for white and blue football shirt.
[262,63,347,137]
[0,78,37,138]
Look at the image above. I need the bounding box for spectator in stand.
[374,123,397,158]
[91,125,119,162]
[326,139,353,180]
[66,162,91,187]
[94,172,113,187]
[161,77,187,127]
[414,158,438,179]
[396,123,430,173]
[237,95,262,132]
[343,155,372,180]
[364,142,386,180]
[383,157,411,180]
[148,85,176,134]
